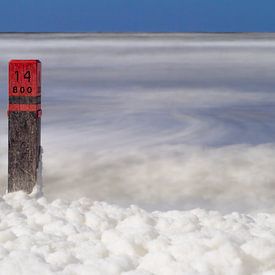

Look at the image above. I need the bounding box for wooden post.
[8,60,42,193]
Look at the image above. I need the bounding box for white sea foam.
[1,33,275,274]
[0,192,275,275]
[0,191,273,275]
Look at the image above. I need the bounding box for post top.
[9,60,41,64]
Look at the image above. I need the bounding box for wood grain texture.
[8,112,41,193]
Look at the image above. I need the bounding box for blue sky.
[0,0,274,32]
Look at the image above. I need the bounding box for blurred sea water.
[1,33,275,213]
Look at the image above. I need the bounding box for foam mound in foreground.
[0,192,274,275]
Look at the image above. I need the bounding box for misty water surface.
[1,33,275,213]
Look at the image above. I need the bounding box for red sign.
[8,60,41,116]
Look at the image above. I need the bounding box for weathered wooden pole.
[8,60,42,193]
